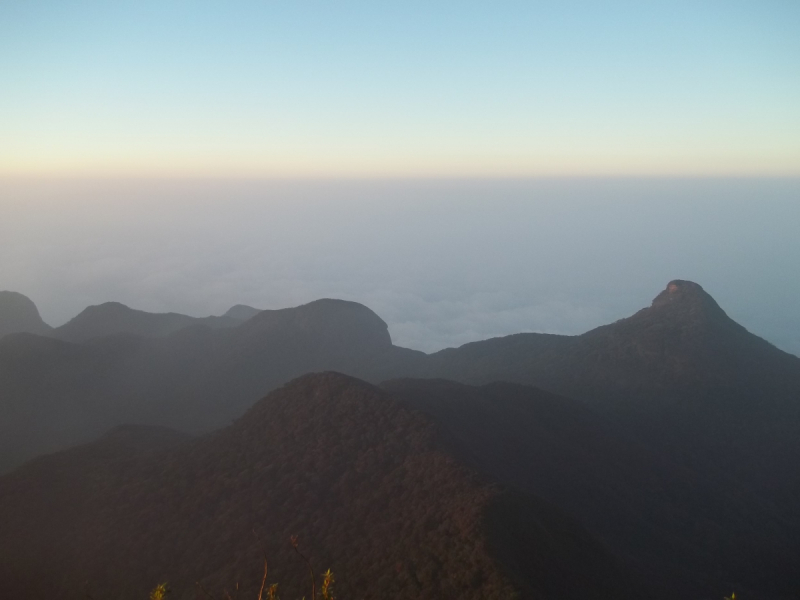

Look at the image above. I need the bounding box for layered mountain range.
[0,374,646,600]
[0,295,263,343]
[0,282,798,598]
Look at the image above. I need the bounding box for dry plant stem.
[253,529,269,600]
[256,559,268,600]
[223,583,241,600]
[291,540,315,600]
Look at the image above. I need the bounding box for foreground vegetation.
[144,537,335,600]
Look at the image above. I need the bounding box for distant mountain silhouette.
[0,291,52,338]
[223,304,262,320]
[0,297,421,472]
[2,281,799,496]
[0,373,642,600]
[418,280,800,518]
[51,301,252,342]
[423,280,800,403]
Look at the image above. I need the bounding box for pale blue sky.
[1,1,799,175]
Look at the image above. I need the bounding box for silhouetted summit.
[425,279,800,399]
[0,292,52,339]
[222,304,262,321]
[650,279,725,313]
[420,280,800,557]
[619,279,739,345]
[244,299,393,350]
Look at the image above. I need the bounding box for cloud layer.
[2,178,799,354]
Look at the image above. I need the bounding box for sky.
[2,178,799,355]
[1,4,799,355]
[1,1,799,176]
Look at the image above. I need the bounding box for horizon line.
[3,173,800,183]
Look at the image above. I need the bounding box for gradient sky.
[2,1,799,176]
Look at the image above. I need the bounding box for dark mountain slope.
[424,280,800,404]
[386,378,800,600]
[0,373,640,600]
[419,281,800,516]
[0,291,52,338]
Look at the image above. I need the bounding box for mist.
[1,177,798,354]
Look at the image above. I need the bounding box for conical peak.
[653,280,707,303]
[666,280,703,295]
[648,280,729,322]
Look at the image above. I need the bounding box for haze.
[5,4,800,597]
[2,2,799,353]
[2,177,798,354]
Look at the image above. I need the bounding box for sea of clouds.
[2,178,799,354]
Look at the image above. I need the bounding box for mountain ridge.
[1,282,800,597]
[1,280,798,476]
[0,372,644,600]
[0,293,269,343]
[52,301,250,342]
